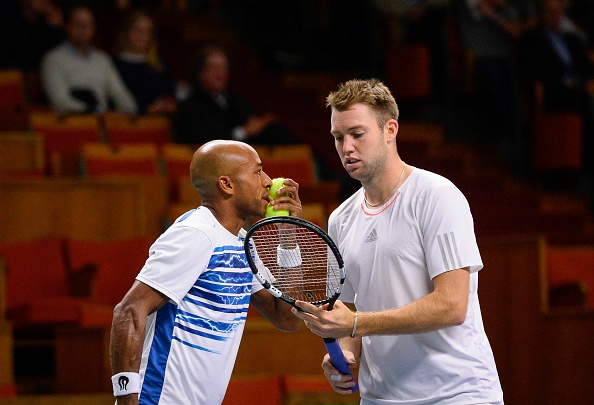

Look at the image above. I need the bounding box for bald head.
[190,140,258,201]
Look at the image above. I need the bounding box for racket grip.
[323,338,359,392]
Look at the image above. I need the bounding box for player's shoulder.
[171,206,218,231]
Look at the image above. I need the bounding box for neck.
[363,161,407,207]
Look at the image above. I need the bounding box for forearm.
[110,301,146,374]
[251,290,301,332]
[338,335,362,360]
[353,289,467,337]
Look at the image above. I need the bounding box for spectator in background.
[0,0,65,71]
[41,4,137,114]
[113,9,177,115]
[517,0,594,194]
[455,0,536,171]
[174,44,298,146]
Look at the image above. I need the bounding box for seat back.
[222,375,283,405]
[0,132,45,176]
[81,143,161,177]
[385,44,432,100]
[29,112,102,175]
[0,70,26,111]
[547,246,594,308]
[103,112,171,147]
[254,144,317,186]
[0,238,68,310]
[162,143,195,202]
[65,238,152,305]
[533,113,582,171]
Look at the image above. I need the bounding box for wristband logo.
[118,375,130,391]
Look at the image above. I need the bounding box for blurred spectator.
[174,44,298,146]
[517,0,594,188]
[40,4,137,114]
[455,0,535,168]
[113,9,177,115]
[0,0,65,71]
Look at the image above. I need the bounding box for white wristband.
[112,372,141,396]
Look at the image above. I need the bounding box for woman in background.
[114,9,176,115]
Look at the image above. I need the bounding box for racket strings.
[249,223,342,304]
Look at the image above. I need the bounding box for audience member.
[517,0,594,192]
[174,44,299,146]
[455,0,535,169]
[0,0,65,71]
[113,9,177,115]
[41,4,137,114]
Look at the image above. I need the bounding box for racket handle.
[323,338,359,392]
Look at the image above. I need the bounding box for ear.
[218,175,235,196]
[385,119,398,144]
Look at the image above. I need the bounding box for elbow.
[446,301,468,327]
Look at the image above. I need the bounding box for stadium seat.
[223,375,283,405]
[29,111,102,175]
[0,131,45,177]
[385,44,432,101]
[162,143,196,202]
[0,238,82,325]
[65,238,152,307]
[81,142,161,177]
[547,246,594,308]
[0,70,26,112]
[532,113,582,171]
[103,112,172,147]
[253,144,318,186]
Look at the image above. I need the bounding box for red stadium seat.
[0,238,81,325]
[81,142,161,177]
[29,111,102,175]
[103,112,172,147]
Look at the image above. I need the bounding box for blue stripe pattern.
[139,302,176,405]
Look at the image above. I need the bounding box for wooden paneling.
[478,234,594,405]
[0,177,168,241]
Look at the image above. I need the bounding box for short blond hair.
[326,79,399,129]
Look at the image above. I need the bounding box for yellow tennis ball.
[266,177,290,217]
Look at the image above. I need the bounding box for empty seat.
[65,238,152,307]
[162,143,196,202]
[385,44,432,101]
[533,113,582,171]
[81,142,161,177]
[103,112,172,147]
[0,132,45,177]
[29,111,102,175]
[0,238,81,325]
[222,375,283,405]
[0,70,26,112]
[547,246,594,308]
[254,144,317,186]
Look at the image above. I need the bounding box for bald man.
[110,140,302,405]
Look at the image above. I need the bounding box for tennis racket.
[244,216,358,392]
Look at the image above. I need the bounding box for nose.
[262,171,272,188]
[340,135,355,154]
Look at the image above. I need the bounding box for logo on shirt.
[365,229,378,243]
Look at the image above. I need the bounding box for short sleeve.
[136,225,212,305]
[416,185,483,279]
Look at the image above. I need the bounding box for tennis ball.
[266,177,290,217]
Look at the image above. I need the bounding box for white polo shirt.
[329,168,503,405]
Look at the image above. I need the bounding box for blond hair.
[115,10,162,72]
[326,79,399,129]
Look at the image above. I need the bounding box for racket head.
[244,216,345,308]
